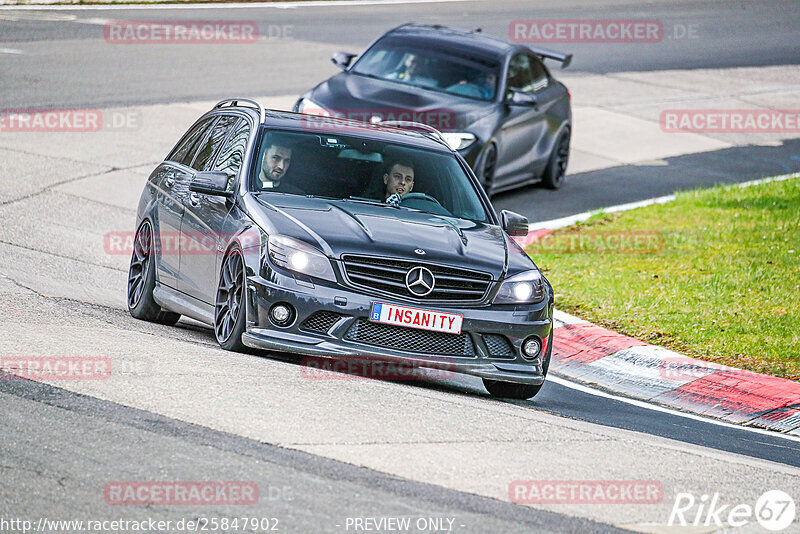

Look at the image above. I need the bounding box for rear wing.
[528,46,572,69]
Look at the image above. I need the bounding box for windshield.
[251,129,489,223]
[351,40,499,102]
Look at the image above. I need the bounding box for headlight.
[441,132,477,151]
[493,270,545,304]
[267,235,336,283]
[296,97,331,117]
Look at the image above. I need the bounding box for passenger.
[258,139,303,195]
[389,54,436,87]
[383,159,415,206]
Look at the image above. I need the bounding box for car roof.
[260,109,453,152]
[383,23,515,60]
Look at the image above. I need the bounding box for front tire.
[478,143,497,195]
[483,330,553,400]
[541,130,570,190]
[214,247,248,352]
[127,220,181,325]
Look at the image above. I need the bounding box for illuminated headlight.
[493,270,545,304]
[296,97,331,117]
[267,235,336,282]
[441,132,477,151]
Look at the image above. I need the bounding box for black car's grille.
[300,311,344,334]
[341,255,492,302]
[483,334,516,359]
[345,319,475,357]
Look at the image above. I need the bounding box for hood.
[252,194,510,280]
[311,72,495,131]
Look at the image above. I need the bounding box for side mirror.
[331,52,357,70]
[189,171,233,198]
[501,210,529,237]
[506,90,538,107]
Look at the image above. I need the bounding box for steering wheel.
[399,192,442,206]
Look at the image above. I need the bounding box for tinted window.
[528,56,549,92]
[169,117,215,166]
[251,129,489,223]
[191,115,238,171]
[506,54,534,94]
[352,40,499,101]
[212,118,250,190]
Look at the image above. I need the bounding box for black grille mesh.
[341,255,491,302]
[300,311,344,333]
[483,334,516,359]
[345,319,475,357]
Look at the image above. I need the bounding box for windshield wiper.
[341,197,407,209]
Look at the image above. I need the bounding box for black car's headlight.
[441,132,476,151]
[267,235,336,283]
[296,97,331,116]
[493,270,545,304]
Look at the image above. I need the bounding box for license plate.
[369,302,463,335]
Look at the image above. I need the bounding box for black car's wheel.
[127,220,181,325]
[478,143,497,193]
[214,247,248,352]
[483,330,553,400]
[541,130,570,190]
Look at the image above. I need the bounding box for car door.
[525,54,561,177]
[154,116,216,288]
[493,53,548,187]
[177,115,247,304]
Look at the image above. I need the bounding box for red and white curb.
[550,310,800,436]
[512,173,800,436]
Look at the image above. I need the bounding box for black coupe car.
[295,23,572,195]
[127,98,554,399]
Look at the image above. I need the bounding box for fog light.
[522,337,542,359]
[269,303,294,326]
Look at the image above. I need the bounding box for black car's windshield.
[252,129,489,223]
[351,40,499,101]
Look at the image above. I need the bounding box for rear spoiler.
[528,46,572,69]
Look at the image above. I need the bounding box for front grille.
[483,334,516,359]
[300,311,344,334]
[345,319,475,357]
[341,255,492,302]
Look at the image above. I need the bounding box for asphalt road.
[2,1,800,532]
[1,0,799,109]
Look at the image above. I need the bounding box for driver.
[258,138,304,195]
[382,159,414,205]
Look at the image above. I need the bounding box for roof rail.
[214,98,266,123]
[378,120,450,149]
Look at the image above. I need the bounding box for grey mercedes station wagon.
[127,98,554,399]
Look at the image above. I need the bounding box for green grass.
[528,176,800,381]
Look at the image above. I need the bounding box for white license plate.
[369,302,463,335]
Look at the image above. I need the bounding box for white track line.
[528,171,800,231]
[548,375,800,443]
[0,0,476,10]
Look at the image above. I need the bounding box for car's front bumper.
[242,271,553,385]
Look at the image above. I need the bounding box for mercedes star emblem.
[405,266,435,297]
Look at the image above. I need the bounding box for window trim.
[166,116,217,167]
